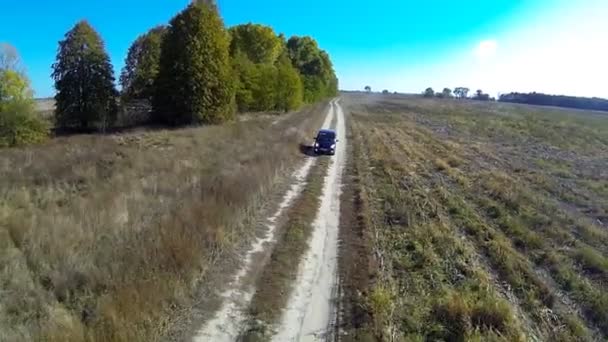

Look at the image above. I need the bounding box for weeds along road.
[273,99,346,341]
[193,101,338,341]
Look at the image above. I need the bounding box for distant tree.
[0,44,48,147]
[120,26,166,100]
[153,3,234,125]
[229,24,283,64]
[424,87,435,98]
[365,85,371,93]
[499,92,608,111]
[473,89,490,101]
[435,92,444,98]
[52,21,118,131]
[454,87,469,99]
[442,88,452,98]
[382,89,389,94]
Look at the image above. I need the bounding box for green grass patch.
[575,246,608,275]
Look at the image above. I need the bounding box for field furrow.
[338,93,608,341]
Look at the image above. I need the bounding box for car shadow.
[299,143,317,157]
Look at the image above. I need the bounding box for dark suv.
[314,129,338,155]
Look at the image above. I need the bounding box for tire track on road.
[273,99,347,341]
[193,104,335,342]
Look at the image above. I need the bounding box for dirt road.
[193,101,337,341]
[272,99,346,341]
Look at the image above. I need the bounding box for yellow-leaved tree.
[0,43,48,147]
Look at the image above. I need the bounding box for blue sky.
[1,0,607,98]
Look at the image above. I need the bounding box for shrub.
[0,99,49,147]
[0,61,48,147]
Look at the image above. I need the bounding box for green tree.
[274,54,303,112]
[0,45,48,147]
[442,87,452,98]
[286,36,338,102]
[230,29,304,113]
[424,87,435,98]
[454,87,469,99]
[120,26,166,100]
[153,3,234,125]
[194,0,217,11]
[251,63,277,111]
[52,21,118,131]
[365,85,371,93]
[233,59,295,113]
[229,24,283,64]
[473,89,490,101]
[232,52,257,112]
[0,69,31,102]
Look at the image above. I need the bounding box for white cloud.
[474,40,498,60]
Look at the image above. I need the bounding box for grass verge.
[336,112,377,341]
[0,103,328,342]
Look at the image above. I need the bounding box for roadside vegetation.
[0,102,328,341]
[1,1,338,145]
[341,93,608,341]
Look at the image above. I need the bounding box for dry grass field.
[6,93,608,341]
[0,103,328,342]
[340,93,608,341]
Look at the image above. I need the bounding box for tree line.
[367,85,492,101]
[368,85,608,112]
[499,92,608,112]
[0,1,338,146]
[422,87,492,100]
[419,87,608,111]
